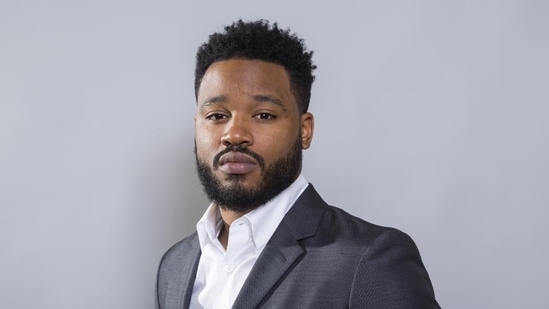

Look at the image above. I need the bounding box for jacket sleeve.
[349,229,440,308]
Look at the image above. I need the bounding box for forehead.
[197,59,293,102]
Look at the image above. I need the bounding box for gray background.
[1,0,548,308]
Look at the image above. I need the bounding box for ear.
[300,112,314,149]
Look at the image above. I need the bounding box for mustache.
[213,144,266,170]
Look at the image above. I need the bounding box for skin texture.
[194,59,314,246]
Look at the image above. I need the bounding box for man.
[156,19,440,309]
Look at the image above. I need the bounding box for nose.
[221,116,253,147]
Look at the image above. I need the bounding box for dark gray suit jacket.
[156,185,440,308]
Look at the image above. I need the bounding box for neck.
[217,206,248,249]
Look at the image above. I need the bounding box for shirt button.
[225,265,234,273]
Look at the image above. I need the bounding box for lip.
[217,152,258,175]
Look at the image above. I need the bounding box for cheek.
[195,126,219,158]
[260,127,299,157]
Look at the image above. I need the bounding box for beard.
[195,137,302,213]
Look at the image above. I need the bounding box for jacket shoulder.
[321,207,439,308]
[308,204,440,308]
[317,204,409,244]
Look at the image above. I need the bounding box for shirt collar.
[196,174,309,251]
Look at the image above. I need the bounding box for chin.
[221,175,260,190]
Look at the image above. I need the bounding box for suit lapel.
[177,236,201,309]
[231,185,328,308]
[231,222,303,308]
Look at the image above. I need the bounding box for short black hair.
[195,19,316,113]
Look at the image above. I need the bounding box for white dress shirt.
[190,174,309,309]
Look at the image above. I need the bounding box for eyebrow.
[252,94,286,110]
[201,95,227,106]
[201,94,287,110]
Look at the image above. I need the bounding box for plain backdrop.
[1,1,548,308]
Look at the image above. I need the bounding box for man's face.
[194,59,314,212]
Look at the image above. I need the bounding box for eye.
[255,113,276,120]
[205,113,228,121]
